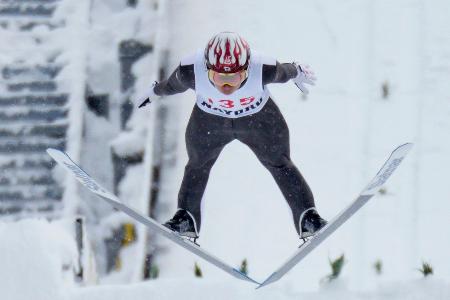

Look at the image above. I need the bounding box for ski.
[46,148,260,285]
[257,143,413,289]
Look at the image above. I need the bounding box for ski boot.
[299,207,327,241]
[163,209,199,243]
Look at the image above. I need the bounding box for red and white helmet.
[205,32,250,73]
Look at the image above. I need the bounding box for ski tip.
[387,143,414,162]
[46,147,65,158]
[46,147,57,155]
[46,148,60,161]
[396,143,414,153]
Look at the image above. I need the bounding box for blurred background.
[0,0,449,299]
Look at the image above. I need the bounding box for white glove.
[137,81,158,108]
[292,63,316,95]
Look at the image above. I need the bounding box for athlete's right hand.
[137,81,158,108]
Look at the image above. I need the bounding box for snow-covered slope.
[70,278,450,300]
[1,220,449,300]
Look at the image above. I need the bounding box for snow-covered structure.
[0,0,166,281]
[0,0,82,218]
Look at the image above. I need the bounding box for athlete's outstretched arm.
[263,62,298,85]
[154,64,195,96]
[137,64,195,108]
[263,61,316,94]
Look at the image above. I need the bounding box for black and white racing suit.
[153,51,316,235]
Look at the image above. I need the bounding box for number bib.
[186,49,275,118]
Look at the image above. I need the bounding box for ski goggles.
[208,69,247,87]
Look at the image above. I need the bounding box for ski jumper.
[154,50,316,234]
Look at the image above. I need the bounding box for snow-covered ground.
[1,0,450,299]
[0,219,78,300]
[70,278,450,300]
[0,220,449,300]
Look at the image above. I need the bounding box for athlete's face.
[208,69,247,95]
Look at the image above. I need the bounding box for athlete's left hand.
[137,81,158,108]
[292,63,316,95]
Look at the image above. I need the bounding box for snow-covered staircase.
[0,0,86,218]
[0,0,58,17]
